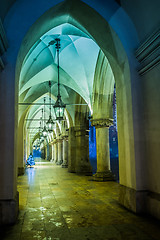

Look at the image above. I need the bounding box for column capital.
[91,118,113,128]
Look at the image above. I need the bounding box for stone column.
[48,143,52,161]
[17,117,25,176]
[51,143,54,162]
[75,127,92,175]
[62,136,68,168]
[68,127,76,172]
[91,118,115,181]
[53,141,58,164]
[45,145,47,161]
[57,139,63,165]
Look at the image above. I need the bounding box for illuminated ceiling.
[19,23,104,141]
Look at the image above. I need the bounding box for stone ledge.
[119,185,147,213]
[0,191,19,225]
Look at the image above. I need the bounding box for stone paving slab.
[0,163,160,240]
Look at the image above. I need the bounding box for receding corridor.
[1,161,160,240]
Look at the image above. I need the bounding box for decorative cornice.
[135,29,160,75]
[91,118,113,128]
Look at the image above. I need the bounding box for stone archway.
[15,0,144,212]
[0,0,146,224]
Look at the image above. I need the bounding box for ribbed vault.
[18,23,115,143]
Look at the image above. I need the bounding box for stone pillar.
[57,138,63,165]
[68,127,76,172]
[0,59,19,224]
[41,146,45,159]
[17,117,25,176]
[54,141,58,164]
[91,118,115,181]
[75,127,92,175]
[51,143,54,162]
[45,145,47,161]
[62,136,68,168]
[48,143,52,161]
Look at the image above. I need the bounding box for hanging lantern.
[42,97,48,138]
[46,81,54,131]
[46,115,54,132]
[53,38,66,121]
[42,125,47,137]
[53,95,66,121]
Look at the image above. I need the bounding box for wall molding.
[136,29,160,75]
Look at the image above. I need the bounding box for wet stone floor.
[1,161,160,240]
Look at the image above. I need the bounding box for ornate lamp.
[39,113,44,142]
[53,38,66,121]
[46,81,54,132]
[42,97,48,137]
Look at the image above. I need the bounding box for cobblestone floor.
[1,160,160,240]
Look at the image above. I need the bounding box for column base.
[119,185,147,213]
[62,163,68,168]
[56,160,63,165]
[75,162,92,176]
[92,171,115,181]
[68,165,76,173]
[0,191,19,225]
[18,167,25,176]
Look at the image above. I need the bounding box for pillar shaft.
[0,65,19,224]
[62,137,68,168]
[17,119,25,175]
[57,139,63,165]
[91,118,114,181]
[75,128,92,175]
[48,144,52,161]
[45,145,47,161]
[51,143,54,162]
[96,127,110,172]
[54,142,58,164]
[68,127,76,172]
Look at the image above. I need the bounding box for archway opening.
[15,0,138,213]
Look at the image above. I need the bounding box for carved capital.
[91,118,113,128]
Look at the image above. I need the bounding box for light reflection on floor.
[26,167,36,184]
[1,161,160,240]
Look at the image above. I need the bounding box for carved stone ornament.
[91,118,113,128]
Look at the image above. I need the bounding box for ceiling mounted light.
[53,38,66,121]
